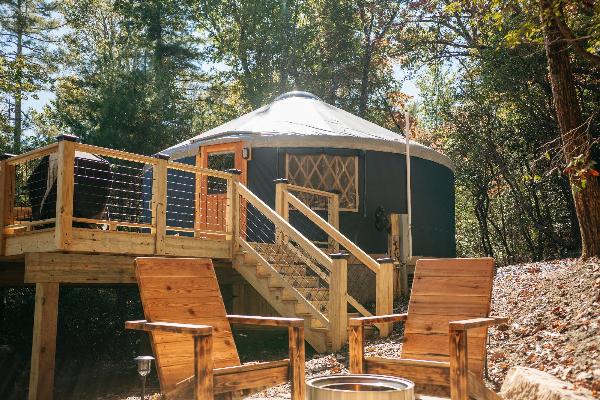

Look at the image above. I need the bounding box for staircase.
[231,182,392,353]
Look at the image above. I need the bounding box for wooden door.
[197,142,246,237]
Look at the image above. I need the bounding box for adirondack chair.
[348,258,507,400]
[125,257,305,400]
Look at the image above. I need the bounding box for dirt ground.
[107,258,599,399]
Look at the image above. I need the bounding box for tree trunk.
[540,0,600,257]
[13,0,24,154]
[358,43,372,117]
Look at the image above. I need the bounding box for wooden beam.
[29,282,59,400]
[288,325,305,400]
[54,139,75,251]
[327,194,340,252]
[329,253,348,351]
[24,253,136,284]
[376,258,395,336]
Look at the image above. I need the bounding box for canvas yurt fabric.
[162,91,455,257]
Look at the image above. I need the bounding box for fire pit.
[307,374,415,400]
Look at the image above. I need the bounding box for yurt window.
[285,153,358,211]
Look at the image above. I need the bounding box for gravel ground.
[111,258,599,399]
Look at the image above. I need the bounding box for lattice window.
[286,153,359,211]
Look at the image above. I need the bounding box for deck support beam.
[29,282,59,400]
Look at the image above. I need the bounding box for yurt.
[162,91,455,257]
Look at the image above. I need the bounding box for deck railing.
[0,135,237,257]
[275,180,394,336]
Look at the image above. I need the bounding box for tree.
[539,0,600,257]
[0,0,59,153]
[36,0,203,154]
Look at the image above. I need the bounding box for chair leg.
[193,334,214,400]
[449,329,468,400]
[348,325,365,374]
[289,326,305,400]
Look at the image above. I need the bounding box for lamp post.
[134,355,154,400]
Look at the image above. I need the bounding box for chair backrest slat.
[401,258,495,377]
[135,257,240,393]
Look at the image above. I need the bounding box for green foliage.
[405,0,599,263]
[0,0,59,152]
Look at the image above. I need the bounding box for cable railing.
[235,183,332,324]
[274,180,394,336]
[0,135,237,257]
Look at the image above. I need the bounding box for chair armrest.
[125,320,213,336]
[349,313,408,327]
[449,316,508,331]
[227,315,304,328]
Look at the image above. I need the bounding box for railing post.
[225,169,242,249]
[376,257,394,337]
[194,152,202,238]
[327,191,340,252]
[152,153,169,255]
[274,178,289,245]
[389,213,409,297]
[54,135,77,251]
[0,153,15,256]
[329,252,349,351]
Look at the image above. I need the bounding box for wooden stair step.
[295,301,328,315]
[298,288,329,301]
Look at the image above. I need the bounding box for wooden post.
[348,324,364,373]
[194,152,202,238]
[29,282,59,400]
[329,252,348,351]
[193,333,214,400]
[449,327,469,400]
[54,135,77,251]
[327,193,340,252]
[388,213,409,297]
[0,154,15,256]
[288,325,305,400]
[225,169,242,251]
[376,257,394,337]
[274,179,289,245]
[152,153,169,255]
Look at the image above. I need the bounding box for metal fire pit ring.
[307,374,415,400]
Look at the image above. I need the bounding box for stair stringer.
[232,244,330,352]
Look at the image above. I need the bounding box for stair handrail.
[284,191,380,274]
[235,182,333,269]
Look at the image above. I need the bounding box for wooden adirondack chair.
[349,258,507,400]
[125,257,305,400]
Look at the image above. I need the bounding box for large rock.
[500,366,595,400]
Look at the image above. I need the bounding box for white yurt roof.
[163,91,453,170]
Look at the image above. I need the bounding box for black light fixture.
[242,147,251,160]
[134,355,155,400]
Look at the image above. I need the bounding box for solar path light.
[134,355,155,399]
